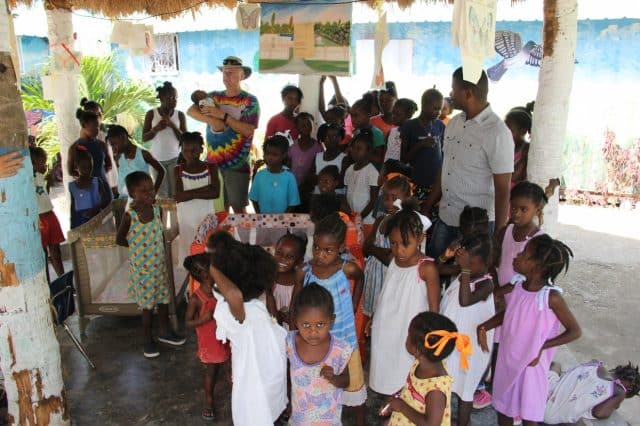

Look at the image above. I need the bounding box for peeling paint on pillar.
[12,369,68,425]
[1,17,69,421]
[543,0,559,57]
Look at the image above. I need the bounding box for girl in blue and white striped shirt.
[293,212,367,426]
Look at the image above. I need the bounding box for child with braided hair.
[381,311,470,425]
[369,201,441,396]
[544,360,640,424]
[478,234,582,425]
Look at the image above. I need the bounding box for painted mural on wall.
[258,3,351,75]
[487,30,542,82]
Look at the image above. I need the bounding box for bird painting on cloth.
[487,30,542,82]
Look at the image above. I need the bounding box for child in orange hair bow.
[382,312,465,426]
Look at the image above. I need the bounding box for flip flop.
[201,408,215,422]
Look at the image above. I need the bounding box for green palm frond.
[21,75,54,111]
[21,54,158,164]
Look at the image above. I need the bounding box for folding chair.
[49,271,96,369]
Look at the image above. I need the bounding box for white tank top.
[150,108,181,161]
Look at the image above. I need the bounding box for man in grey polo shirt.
[423,67,513,258]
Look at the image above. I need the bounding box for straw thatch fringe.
[10,0,237,19]
[11,0,529,19]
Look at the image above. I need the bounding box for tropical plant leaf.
[21,54,158,165]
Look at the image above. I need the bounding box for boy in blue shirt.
[250,135,300,213]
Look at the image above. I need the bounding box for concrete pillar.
[0,1,69,424]
[528,0,578,233]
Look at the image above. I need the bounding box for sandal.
[201,408,215,422]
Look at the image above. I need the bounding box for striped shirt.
[206,90,260,172]
[303,262,357,350]
[439,105,513,226]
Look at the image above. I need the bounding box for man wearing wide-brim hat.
[188,56,259,213]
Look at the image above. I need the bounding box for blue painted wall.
[19,19,640,191]
[19,36,49,76]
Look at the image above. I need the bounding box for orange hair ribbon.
[424,330,473,370]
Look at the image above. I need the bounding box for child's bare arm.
[142,150,165,193]
[289,267,307,326]
[477,311,505,352]
[360,186,379,220]
[116,212,131,247]
[185,295,211,328]
[419,260,441,312]
[210,266,246,323]
[320,363,350,389]
[364,218,393,266]
[344,261,364,313]
[264,290,278,318]
[459,276,494,307]
[592,385,626,419]
[534,291,581,359]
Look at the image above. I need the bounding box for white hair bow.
[275,130,295,146]
[393,199,432,231]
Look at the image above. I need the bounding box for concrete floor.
[53,204,638,425]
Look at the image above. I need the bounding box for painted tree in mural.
[528,0,578,230]
[0,1,69,424]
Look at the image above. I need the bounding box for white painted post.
[0,1,69,424]
[45,0,80,215]
[299,74,321,125]
[528,0,578,233]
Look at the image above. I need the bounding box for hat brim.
[217,65,253,79]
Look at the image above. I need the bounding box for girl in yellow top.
[384,311,471,426]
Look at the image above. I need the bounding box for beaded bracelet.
[460,269,471,275]
[438,255,447,263]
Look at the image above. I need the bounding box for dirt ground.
[554,205,640,425]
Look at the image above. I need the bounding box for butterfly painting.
[237,4,261,32]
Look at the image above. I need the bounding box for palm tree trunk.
[0,1,69,424]
[528,0,578,232]
[45,0,80,214]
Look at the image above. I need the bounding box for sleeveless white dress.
[369,258,434,395]
[440,273,495,401]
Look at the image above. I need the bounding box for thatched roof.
[10,0,528,20]
[9,0,466,20]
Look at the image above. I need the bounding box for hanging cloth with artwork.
[451,0,497,83]
[258,2,352,76]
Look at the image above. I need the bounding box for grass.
[303,60,349,73]
[259,59,291,70]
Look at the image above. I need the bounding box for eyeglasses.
[223,58,242,66]
[299,322,329,330]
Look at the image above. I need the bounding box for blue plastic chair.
[50,271,95,369]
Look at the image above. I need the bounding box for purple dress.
[494,224,543,342]
[492,280,562,421]
[289,140,323,186]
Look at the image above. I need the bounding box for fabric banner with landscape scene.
[258,2,352,75]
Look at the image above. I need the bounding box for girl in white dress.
[175,132,219,262]
[369,200,441,395]
[439,233,495,426]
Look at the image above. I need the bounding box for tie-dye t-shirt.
[206,90,260,172]
[287,332,352,426]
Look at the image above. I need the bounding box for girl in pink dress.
[476,182,547,408]
[477,235,582,425]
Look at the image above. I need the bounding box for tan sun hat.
[218,56,252,79]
